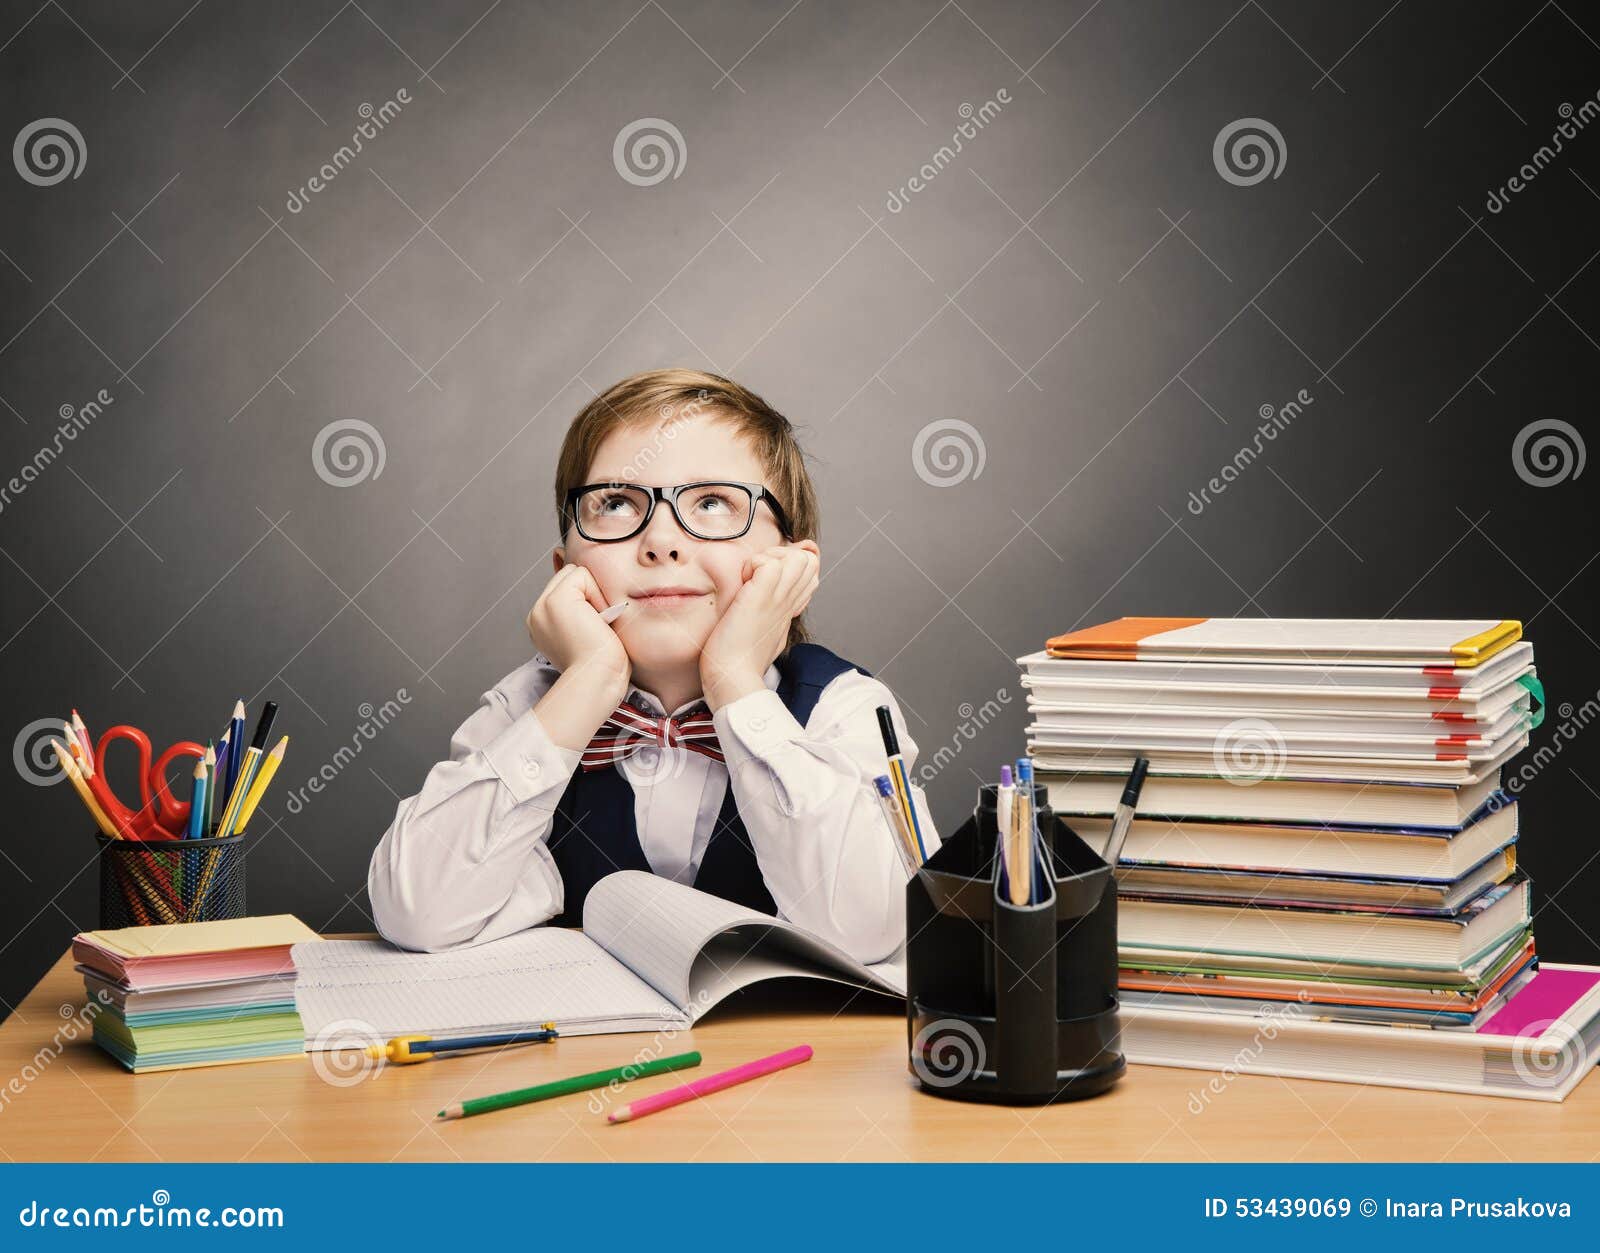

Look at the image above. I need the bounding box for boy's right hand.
[526,565,630,694]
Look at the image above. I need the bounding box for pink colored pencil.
[607,1045,813,1124]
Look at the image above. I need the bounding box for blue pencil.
[186,761,207,840]
[213,728,232,826]
[226,700,246,806]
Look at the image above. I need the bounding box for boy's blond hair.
[555,368,819,651]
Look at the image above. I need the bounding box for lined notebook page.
[293,928,683,1046]
[583,871,906,1011]
[583,872,769,1008]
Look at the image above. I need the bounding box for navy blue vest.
[546,643,868,926]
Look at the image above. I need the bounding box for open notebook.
[295,871,906,1046]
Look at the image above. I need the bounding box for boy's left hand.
[700,544,820,711]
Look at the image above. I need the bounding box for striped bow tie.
[580,702,724,771]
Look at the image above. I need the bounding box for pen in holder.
[904,782,1123,1104]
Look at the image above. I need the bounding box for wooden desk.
[2,943,1597,1162]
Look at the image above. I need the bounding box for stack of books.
[1021,617,1600,1100]
[74,915,318,1072]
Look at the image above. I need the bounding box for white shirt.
[367,654,939,963]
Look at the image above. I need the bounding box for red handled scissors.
[87,725,206,841]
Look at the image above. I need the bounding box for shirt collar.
[534,655,780,718]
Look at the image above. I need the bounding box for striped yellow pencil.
[215,747,260,839]
[234,736,287,833]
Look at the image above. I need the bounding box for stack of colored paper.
[74,915,318,1072]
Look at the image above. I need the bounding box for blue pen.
[1015,758,1041,903]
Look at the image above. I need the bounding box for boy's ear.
[551,546,566,573]
[791,539,820,559]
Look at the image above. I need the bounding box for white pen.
[599,600,630,624]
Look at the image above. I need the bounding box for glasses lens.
[576,485,652,539]
[675,483,753,539]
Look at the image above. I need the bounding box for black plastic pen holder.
[905,785,1123,1104]
[96,832,246,928]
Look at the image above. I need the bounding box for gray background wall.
[2,1,1596,1015]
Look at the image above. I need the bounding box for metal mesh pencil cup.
[95,832,247,928]
[905,783,1124,1104]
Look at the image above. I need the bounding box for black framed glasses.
[564,481,793,543]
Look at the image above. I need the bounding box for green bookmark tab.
[1517,673,1545,730]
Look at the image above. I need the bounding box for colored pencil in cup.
[51,739,118,838]
[225,700,246,806]
[61,720,87,772]
[234,736,286,833]
[437,1051,702,1121]
[608,1045,813,1124]
[212,730,231,825]
[215,700,277,838]
[186,761,208,840]
[216,744,261,839]
[70,710,93,766]
[203,742,218,835]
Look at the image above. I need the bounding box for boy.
[368,369,936,963]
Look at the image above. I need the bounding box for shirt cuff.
[480,708,582,809]
[713,687,806,773]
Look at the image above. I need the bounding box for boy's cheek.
[697,546,753,606]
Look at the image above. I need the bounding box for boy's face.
[555,411,815,673]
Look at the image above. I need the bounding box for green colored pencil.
[436,1050,702,1120]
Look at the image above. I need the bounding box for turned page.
[583,871,906,1014]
